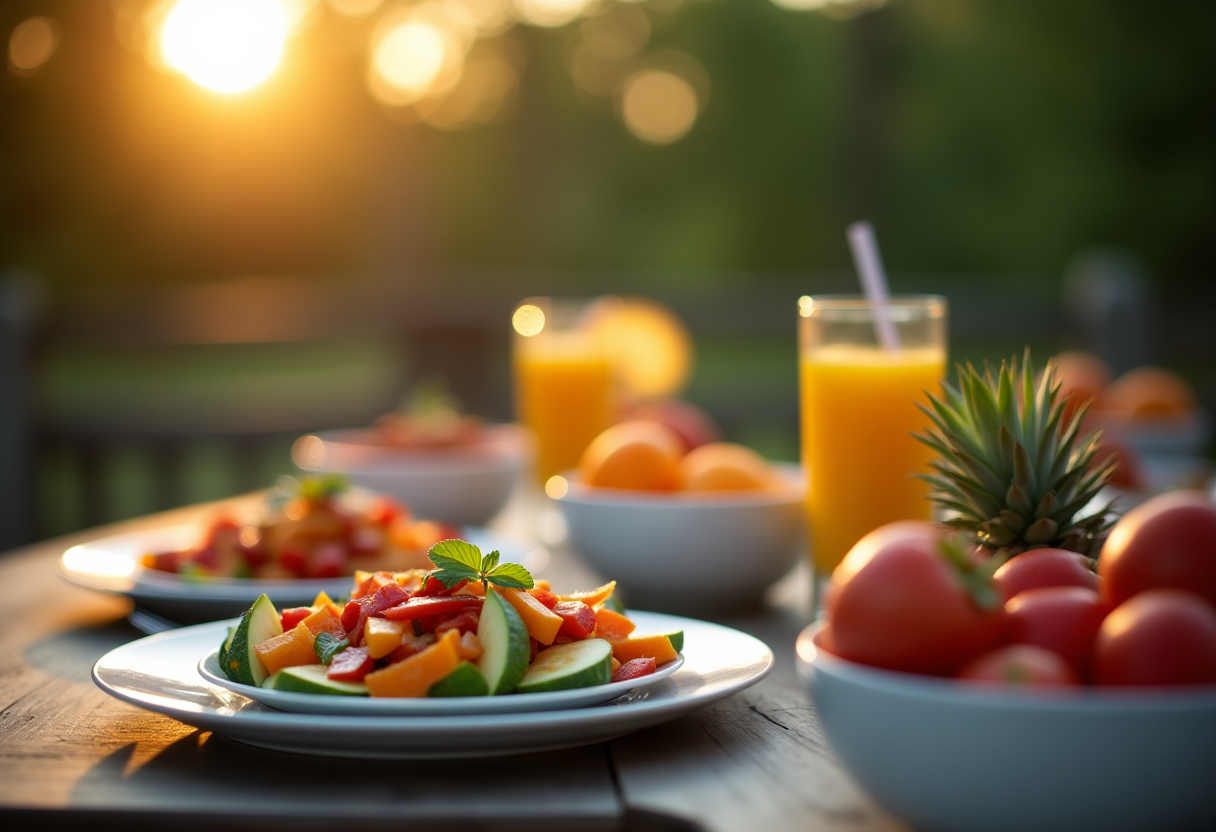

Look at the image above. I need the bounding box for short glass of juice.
[797,294,948,618]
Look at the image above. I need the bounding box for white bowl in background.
[795,621,1216,832]
[553,464,805,616]
[293,423,534,527]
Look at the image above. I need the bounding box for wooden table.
[0,492,905,832]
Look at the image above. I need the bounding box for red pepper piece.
[611,657,656,684]
[529,588,560,610]
[327,646,374,682]
[280,607,313,631]
[434,609,481,638]
[554,600,596,640]
[382,595,483,621]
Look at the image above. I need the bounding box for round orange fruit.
[1101,366,1197,420]
[1046,351,1112,424]
[579,420,683,491]
[677,442,778,491]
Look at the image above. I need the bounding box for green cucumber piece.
[265,664,369,696]
[476,591,530,695]
[217,625,237,669]
[222,593,283,687]
[428,660,491,697]
[515,638,612,694]
[657,629,684,653]
[601,593,627,615]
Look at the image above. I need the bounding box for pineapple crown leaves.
[913,347,1118,556]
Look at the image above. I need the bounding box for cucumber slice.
[222,594,283,687]
[428,660,491,697]
[476,590,530,695]
[515,638,612,694]
[657,629,684,653]
[265,664,369,696]
[217,625,237,669]
[601,593,627,615]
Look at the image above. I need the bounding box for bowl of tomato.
[795,492,1216,832]
[797,621,1216,832]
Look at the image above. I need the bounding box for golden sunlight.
[369,19,455,106]
[8,16,59,77]
[515,0,597,29]
[619,68,699,145]
[160,0,292,93]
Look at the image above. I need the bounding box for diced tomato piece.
[368,582,411,615]
[554,601,596,640]
[611,657,656,683]
[382,595,483,621]
[280,607,313,631]
[434,609,481,638]
[279,548,307,577]
[327,646,374,682]
[307,542,346,579]
[415,576,468,597]
[366,497,405,527]
[341,600,364,633]
[529,588,560,610]
[388,634,434,664]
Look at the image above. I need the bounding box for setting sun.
[159,0,291,93]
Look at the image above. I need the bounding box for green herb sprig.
[428,539,534,591]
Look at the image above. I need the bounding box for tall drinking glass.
[798,295,948,618]
[512,297,615,487]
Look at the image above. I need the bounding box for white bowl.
[795,622,1216,832]
[293,423,534,527]
[553,464,805,616]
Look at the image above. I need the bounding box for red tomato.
[1093,589,1216,687]
[992,548,1100,603]
[956,644,1082,689]
[827,521,1007,675]
[612,657,657,683]
[1005,586,1111,680]
[1098,490,1216,607]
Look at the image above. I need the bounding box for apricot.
[579,420,683,491]
[1047,351,1112,424]
[1101,366,1197,420]
[677,442,778,491]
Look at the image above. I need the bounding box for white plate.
[198,645,685,715]
[59,524,546,623]
[93,613,773,759]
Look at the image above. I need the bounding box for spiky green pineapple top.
[915,349,1117,558]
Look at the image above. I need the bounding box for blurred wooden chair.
[2,272,509,547]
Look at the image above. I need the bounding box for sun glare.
[160,0,292,93]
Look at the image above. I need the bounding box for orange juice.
[514,335,613,483]
[800,344,944,574]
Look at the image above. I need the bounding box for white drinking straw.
[847,220,900,352]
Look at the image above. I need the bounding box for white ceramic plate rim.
[59,524,544,604]
[92,612,774,759]
[302,424,534,474]
[198,645,685,716]
[797,621,1216,713]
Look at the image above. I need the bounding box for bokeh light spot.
[513,304,547,337]
[619,69,699,145]
[160,0,291,93]
[8,16,59,77]
[516,0,597,29]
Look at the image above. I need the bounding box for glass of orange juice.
[511,297,616,487]
[798,294,948,618]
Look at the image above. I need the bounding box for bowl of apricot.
[550,420,805,616]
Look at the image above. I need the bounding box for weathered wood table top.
[0,491,905,832]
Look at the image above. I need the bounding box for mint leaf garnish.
[428,539,535,591]
[314,632,349,665]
